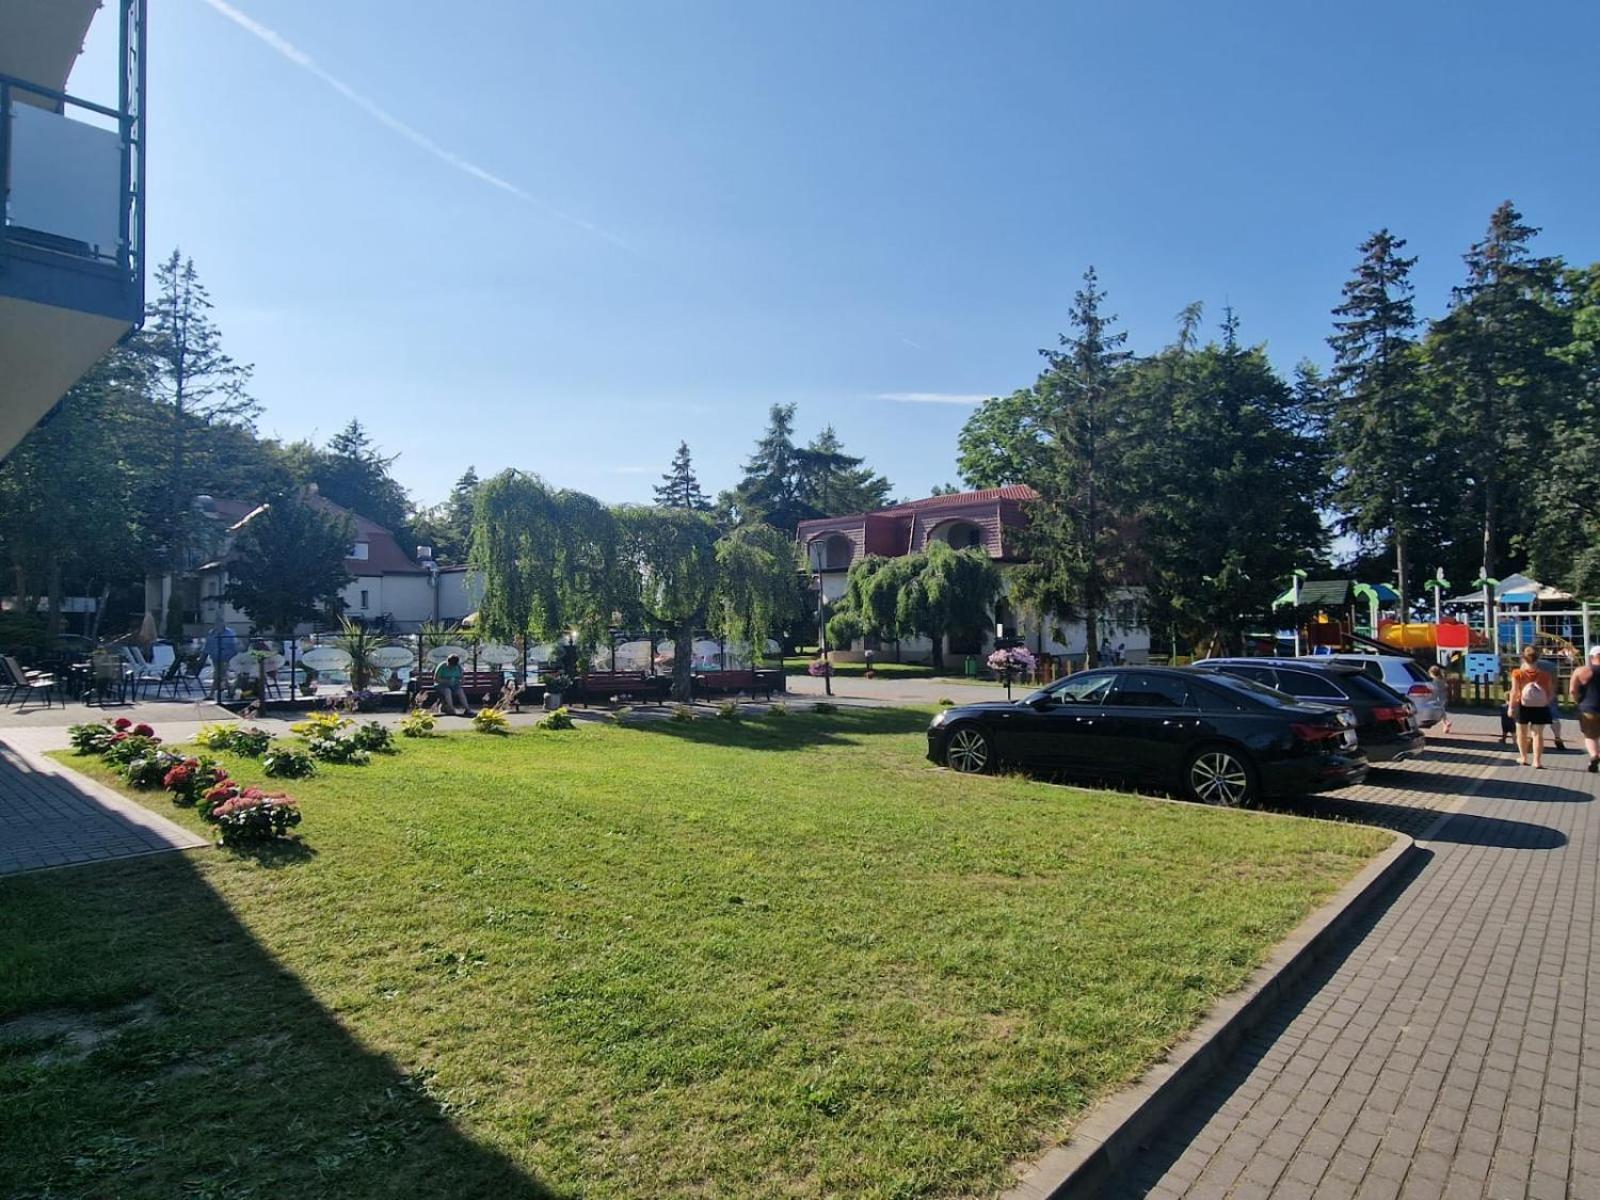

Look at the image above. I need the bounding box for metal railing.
[0,0,145,293]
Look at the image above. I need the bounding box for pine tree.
[128,250,258,566]
[1326,229,1432,614]
[1428,202,1569,596]
[798,426,893,515]
[730,404,814,533]
[654,441,712,511]
[304,419,412,533]
[1012,267,1136,667]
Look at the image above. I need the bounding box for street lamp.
[812,571,832,697]
[996,621,1013,701]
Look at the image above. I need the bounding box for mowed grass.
[1,709,1389,1199]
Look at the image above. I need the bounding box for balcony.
[0,0,146,459]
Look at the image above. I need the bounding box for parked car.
[1305,653,1445,727]
[926,666,1367,806]
[1195,658,1424,765]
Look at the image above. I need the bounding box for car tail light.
[1291,722,1344,744]
[1372,705,1410,723]
[1407,684,1435,698]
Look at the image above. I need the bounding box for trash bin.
[964,655,977,677]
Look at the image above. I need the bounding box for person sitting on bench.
[435,654,472,716]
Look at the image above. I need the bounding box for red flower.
[111,732,128,743]
[133,723,155,738]
[113,718,132,731]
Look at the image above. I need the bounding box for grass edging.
[1004,827,1420,1200]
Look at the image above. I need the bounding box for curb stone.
[1003,828,1420,1200]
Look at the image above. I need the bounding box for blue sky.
[79,1,1599,510]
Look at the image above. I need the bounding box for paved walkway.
[0,740,206,876]
[1103,710,1598,1199]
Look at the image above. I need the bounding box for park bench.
[692,669,786,701]
[407,669,510,708]
[567,671,670,706]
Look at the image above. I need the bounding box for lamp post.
[1289,568,1307,657]
[996,621,1013,701]
[813,571,832,697]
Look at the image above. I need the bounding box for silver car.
[1303,653,1445,728]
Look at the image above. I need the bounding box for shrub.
[671,704,696,723]
[67,722,116,756]
[350,721,395,752]
[199,781,238,822]
[399,709,436,738]
[194,723,235,751]
[937,697,955,707]
[307,736,371,765]
[262,746,316,779]
[812,701,838,715]
[162,757,227,807]
[716,701,742,722]
[606,705,632,725]
[473,706,510,734]
[542,706,574,731]
[765,702,790,718]
[229,726,274,757]
[124,750,182,789]
[103,733,162,768]
[291,710,350,740]
[212,787,301,845]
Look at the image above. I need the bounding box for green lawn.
[2,709,1389,1199]
[779,656,979,680]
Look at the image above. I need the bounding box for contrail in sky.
[197,0,627,249]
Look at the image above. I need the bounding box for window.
[1044,671,1116,704]
[359,589,369,610]
[1109,672,1190,708]
[1221,665,1279,689]
[1114,599,1143,629]
[1276,669,1344,699]
[349,542,370,561]
[812,534,853,571]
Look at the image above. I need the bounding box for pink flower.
[132,723,155,738]
[113,718,132,731]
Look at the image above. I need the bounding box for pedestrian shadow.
[1468,774,1593,804]
[1097,847,1436,1197]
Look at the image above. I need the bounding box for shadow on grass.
[623,704,931,751]
[0,851,556,1199]
[1098,846,1436,1197]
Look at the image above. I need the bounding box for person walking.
[1427,664,1453,734]
[1570,645,1600,773]
[1508,645,1554,769]
[435,653,471,717]
[1537,651,1567,750]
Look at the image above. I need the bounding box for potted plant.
[543,670,574,710]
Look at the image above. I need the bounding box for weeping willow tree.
[469,471,621,660]
[615,506,722,702]
[824,542,1001,668]
[712,523,804,663]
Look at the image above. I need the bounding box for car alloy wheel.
[1188,749,1251,806]
[946,726,992,774]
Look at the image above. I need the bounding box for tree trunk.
[1395,533,1409,621]
[44,560,63,640]
[671,622,694,703]
[930,632,944,671]
[89,583,110,641]
[1084,606,1100,668]
[1481,477,1497,604]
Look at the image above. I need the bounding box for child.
[1427,664,1453,734]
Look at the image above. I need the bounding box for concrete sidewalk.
[1102,711,1598,1198]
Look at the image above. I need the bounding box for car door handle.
[1076,717,1095,726]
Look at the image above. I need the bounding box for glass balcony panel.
[6,100,123,260]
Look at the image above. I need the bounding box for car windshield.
[1032,672,1116,704]
[1200,670,1301,707]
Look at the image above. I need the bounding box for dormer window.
[350,542,370,561]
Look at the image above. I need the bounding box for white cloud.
[197,0,627,249]
[877,392,990,406]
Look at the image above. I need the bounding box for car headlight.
[930,710,949,728]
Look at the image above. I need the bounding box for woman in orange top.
[1509,645,1554,769]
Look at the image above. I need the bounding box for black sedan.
[926,666,1368,806]
[1193,658,1424,765]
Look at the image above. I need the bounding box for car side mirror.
[1025,691,1054,709]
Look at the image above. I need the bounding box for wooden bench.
[692,669,786,700]
[567,671,670,706]
[407,670,509,707]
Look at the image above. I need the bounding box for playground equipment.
[1375,619,1481,653]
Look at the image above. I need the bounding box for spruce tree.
[1326,229,1431,614]
[730,404,813,533]
[1012,267,1136,667]
[798,426,893,515]
[1428,202,1569,594]
[654,441,712,511]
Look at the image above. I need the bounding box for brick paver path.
[0,740,205,876]
[1104,710,1598,1198]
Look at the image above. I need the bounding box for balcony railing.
[0,0,145,294]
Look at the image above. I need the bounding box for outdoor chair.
[2,655,56,710]
[152,658,198,700]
